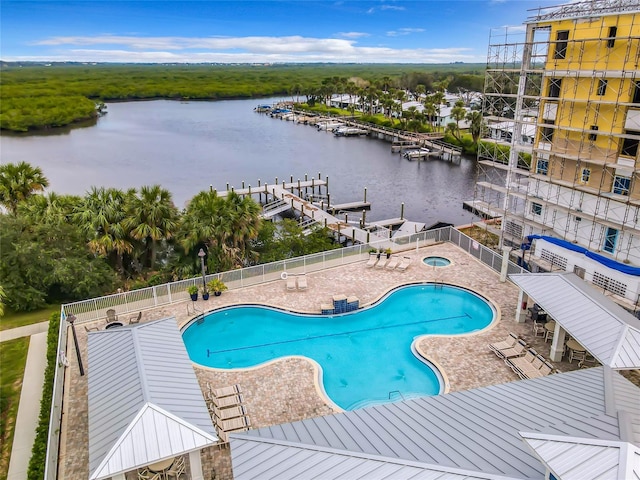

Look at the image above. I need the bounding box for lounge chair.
[365,254,378,268]
[84,325,99,333]
[297,275,308,290]
[506,349,539,379]
[286,276,297,291]
[166,455,186,477]
[216,415,250,432]
[211,393,243,409]
[385,256,400,270]
[213,404,247,420]
[212,384,242,398]
[129,311,142,324]
[492,339,527,359]
[106,309,119,323]
[375,257,388,269]
[488,332,519,354]
[396,256,413,271]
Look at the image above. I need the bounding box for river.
[0,98,481,226]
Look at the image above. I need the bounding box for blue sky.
[1,1,560,63]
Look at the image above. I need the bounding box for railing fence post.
[153,286,158,306]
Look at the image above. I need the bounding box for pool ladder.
[388,390,405,401]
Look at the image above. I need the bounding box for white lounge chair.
[365,254,378,268]
[385,256,400,270]
[297,275,308,290]
[286,276,297,290]
[375,257,388,269]
[396,256,413,271]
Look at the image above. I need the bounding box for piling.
[401,202,405,220]
[364,187,367,203]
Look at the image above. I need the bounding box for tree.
[448,100,468,142]
[0,285,5,317]
[125,185,178,270]
[74,187,134,272]
[466,110,484,144]
[0,161,49,215]
[17,192,81,225]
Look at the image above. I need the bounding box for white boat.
[333,127,369,137]
[403,148,432,160]
[316,120,345,131]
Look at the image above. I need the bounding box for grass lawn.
[0,337,30,480]
[0,305,59,332]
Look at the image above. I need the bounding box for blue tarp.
[526,235,640,276]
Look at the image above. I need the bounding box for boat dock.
[462,200,503,219]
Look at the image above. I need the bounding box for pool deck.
[58,242,588,480]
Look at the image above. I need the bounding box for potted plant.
[385,248,392,259]
[207,278,228,296]
[201,286,210,301]
[187,285,199,301]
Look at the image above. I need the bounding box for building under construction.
[474,0,640,307]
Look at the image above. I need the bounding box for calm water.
[0,98,481,224]
[182,284,495,410]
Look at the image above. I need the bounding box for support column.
[189,450,204,480]
[515,290,528,323]
[499,246,511,282]
[550,324,567,362]
[113,474,126,480]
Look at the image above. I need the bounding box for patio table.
[147,457,175,473]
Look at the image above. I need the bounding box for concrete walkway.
[0,321,49,342]
[7,331,48,480]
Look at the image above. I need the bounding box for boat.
[333,127,369,137]
[403,148,432,160]
[254,104,272,113]
[316,120,345,131]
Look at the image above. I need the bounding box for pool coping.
[182,280,501,410]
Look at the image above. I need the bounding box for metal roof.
[509,273,640,369]
[521,433,640,480]
[238,367,640,480]
[230,437,523,480]
[87,318,217,480]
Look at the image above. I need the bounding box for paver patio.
[58,242,589,480]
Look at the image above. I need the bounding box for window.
[536,158,549,175]
[581,168,591,183]
[607,26,617,48]
[531,202,543,215]
[603,227,619,253]
[588,125,598,141]
[548,78,562,98]
[554,30,569,59]
[633,81,640,104]
[621,131,640,157]
[597,79,608,96]
[613,176,631,195]
[540,121,554,143]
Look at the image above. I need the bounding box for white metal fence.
[46,226,525,479]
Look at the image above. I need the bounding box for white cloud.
[337,32,370,38]
[367,5,405,14]
[386,28,425,37]
[17,34,482,63]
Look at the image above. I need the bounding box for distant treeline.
[0,63,486,132]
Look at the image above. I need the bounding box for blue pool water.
[182,284,494,410]
[423,256,452,267]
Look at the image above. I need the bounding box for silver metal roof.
[230,437,523,480]
[509,273,640,369]
[521,433,640,480]
[238,367,639,480]
[87,318,217,480]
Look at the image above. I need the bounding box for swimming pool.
[182,283,495,410]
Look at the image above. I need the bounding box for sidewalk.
[6,331,48,480]
[0,321,49,343]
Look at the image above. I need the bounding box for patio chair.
[507,349,540,379]
[532,321,546,337]
[166,455,186,478]
[137,469,162,480]
[129,311,142,324]
[493,339,527,360]
[286,276,297,291]
[212,384,242,398]
[385,256,400,270]
[396,256,413,271]
[375,257,388,269]
[216,414,251,432]
[210,393,243,409]
[297,275,308,290]
[214,404,247,421]
[488,332,519,354]
[365,254,378,268]
[84,325,99,333]
[106,309,119,323]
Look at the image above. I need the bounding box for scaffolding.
[475,1,640,272]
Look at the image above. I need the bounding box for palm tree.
[125,185,178,270]
[17,192,81,225]
[0,161,49,215]
[466,110,484,145]
[74,187,134,272]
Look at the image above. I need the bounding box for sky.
[1,0,562,64]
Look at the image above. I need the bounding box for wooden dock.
[462,200,503,219]
[328,201,371,213]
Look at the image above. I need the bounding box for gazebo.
[510,272,640,368]
[87,318,217,480]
